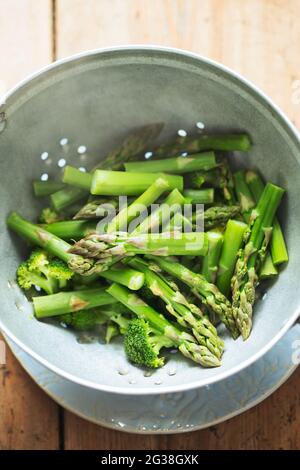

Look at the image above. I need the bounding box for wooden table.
[0,0,299,450]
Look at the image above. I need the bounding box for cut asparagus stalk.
[216,219,247,296]
[7,212,96,274]
[131,189,186,235]
[62,166,93,190]
[147,256,239,338]
[124,152,217,174]
[153,133,252,158]
[164,212,193,233]
[106,178,170,233]
[245,170,288,265]
[50,123,164,210]
[260,253,278,279]
[33,288,116,319]
[185,168,225,189]
[73,198,118,220]
[99,265,145,290]
[193,205,241,230]
[69,231,208,259]
[43,220,97,240]
[231,183,285,339]
[233,170,255,220]
[33,181,65,197]
[90,170,183,196]
[51,186,87,212]
[107,283,221,367]
[183,188,214,204]
[201,231,223,283]
[128,257,224,361]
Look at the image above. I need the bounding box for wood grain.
[0,0,59,450]
[54,0,300,448]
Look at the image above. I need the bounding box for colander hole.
[40,152,49,161]
[78,167,86,172]
[60,138,69,146]
[181,152,188,157]
[77,145,87,155]
[196,121,205,130]
[144,151,153,159]
[58,158,66,168]
[177,129,187,137]
[40,173,49,181]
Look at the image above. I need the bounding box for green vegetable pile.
[7,123,288,369]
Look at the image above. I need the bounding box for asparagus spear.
[131,189,186,235]
[33,288,116,319]
[183,189,214,204]
[164,212,193,233]
[73,198,118,220]
[43,220,97,240]
[201,231,223,283]
[231,183,285,339]
[193,205,241,230]
[152,133,251,158]
[185,168,225,189]
[99,265,144,290]
[107,283,221,367]
[90,170,183,196]
[50,123,164,210]
[69,231,208,260]
[233,171,255,220]
[33,181,65,197]
[124,152,217,174]
[260,253,278,279]
[147,256,239,338]
[128,257,224,360]
[106,178,170,233]
[216,219,247,296]
[62,166,93,190]
[245,170,288,265]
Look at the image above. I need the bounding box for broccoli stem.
[183,188,214,204]
[128,256,224,361]
[90,170,183,196]
[131,189,186,235]
[43,220,97,240]
[50,123,164,210]
[62,166,93,190]
[152,133,252,158]
[70,231,208,258]
[107,283,222,367]
[106,178,170,233]
[124,152,217,174]
[232,183,285,339]
[245,170,288,265]
[147,255,239,338]
[233,170,255,219]
[100,265,145,291]
[33,288,116,318]
[216,219,247,296]
[201,231,223,283]
[33,181,65,197]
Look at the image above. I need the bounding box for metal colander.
[0,46,299,395]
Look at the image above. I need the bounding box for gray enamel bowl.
[0,46,299,395]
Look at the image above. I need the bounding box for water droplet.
[34,285,41,292]
[7,280,16,289]
[60,137,69,146]
[129,379,137,384]
[155,379,162,385]
[196,121,205,129]
[0,112,6,132]
[262,292,267,300]
[144,370,152,377]
[117,421,125,428]
[178,129,187,137]
[177,423,182,428]
[160,413,166,419]
[117,367,129,376]
[40,173,48,181]
[40,152,49,161]
[144,151,153,159]
[77,145,87,155]
[78,167,86,172]
[15,301,24,311]
[168,367,177,376]
[58,158,66,168]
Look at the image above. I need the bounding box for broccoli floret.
[59,308,108,331]
[17,249,73,295]
[39,207,62,224]
[105,323,120,343]
[124,318,172,368]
